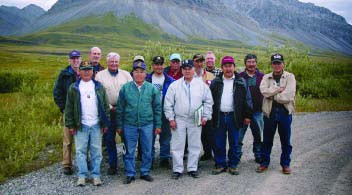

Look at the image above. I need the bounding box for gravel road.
[1,111,352,195]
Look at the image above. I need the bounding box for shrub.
[0,71,38,93]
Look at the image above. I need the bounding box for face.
[69,57,81,72]
[133,68,147,84]
[170,59,181,71]
[107,56,119,72]
[152,63,164,75]
[206,57,215,69]
[194,59,204,69]
[271,61,284,74]
[79,69,93,82]
[245,58,257,73]
[89,48,102,64]
[221,63,235,79]
[181,66,195,80]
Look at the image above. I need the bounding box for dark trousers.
[201,120,214,156]
[105,109,118,169]
[261,107,292,167]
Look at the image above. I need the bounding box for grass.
[0,13,351,183]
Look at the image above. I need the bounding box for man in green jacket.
[117,61,162,184]
[65,61,110,186]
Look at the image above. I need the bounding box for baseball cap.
[193,54,205,61]
[79,61,93,70]
[133,61,147,70]
[133,55,145,62]
[181,59,194,69]
[152,56,164,64]
[221,56,235,65]
[271,53,284,63]
[69,50,81,59]
[170,53,181,61]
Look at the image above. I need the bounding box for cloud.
[0,0,57,10]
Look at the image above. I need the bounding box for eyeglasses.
[171,60,180,63]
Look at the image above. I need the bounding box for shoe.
[200,154,213,161]
[107,167,117,175]
[140,175,154,182]
[159,159,170,169]
[63,167,73,175]
[228,167,239,175]
[171,172,182,179]
[93,178,102,186]
[282,166,292,174]
[212,167,227,175]
[256,165,268,173]
[76,178,86,186]
[255,157,263,164]
[187,171,199,178]
[123,176,135,184]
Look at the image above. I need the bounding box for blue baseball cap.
[133,61,147,70]
[181,59,194,69]
[170,53,181,61]
[69,50,81,59]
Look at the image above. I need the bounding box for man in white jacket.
[164,59,214,179]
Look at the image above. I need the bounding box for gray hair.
[106,52,120,62]
[90,46,101,54]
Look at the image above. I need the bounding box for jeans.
[105,109,117,169]
[238,111,264,159]
[123,124,153,176]
[261,107,292,167]
[214,112,241,168]
[201,120,215,156]
[152,115,171,160]
[74,123,102,179]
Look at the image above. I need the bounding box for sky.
[0,0,351,24]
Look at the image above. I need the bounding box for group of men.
[53,46,296,186]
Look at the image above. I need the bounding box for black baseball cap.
[271,53,284,63]
[152,56,164,64]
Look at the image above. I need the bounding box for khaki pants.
[62,113,73,168]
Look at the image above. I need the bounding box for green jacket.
[116,81,162,129]
[64,79,110,130]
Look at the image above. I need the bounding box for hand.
[170,120,177,131]
[155,128,161,135]
[101,127,108,134]
[201,117,207,126]
[69,128,76,135]
[110,107,116,112]
[278,87,286,93]
[244,118,251,125]
[116,128,123,135]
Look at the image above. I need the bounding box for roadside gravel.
[1,111,351,195]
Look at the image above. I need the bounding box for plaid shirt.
[205,67,222,77]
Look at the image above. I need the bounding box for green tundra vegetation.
[0,13,351,182]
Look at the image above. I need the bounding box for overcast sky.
[0,0,351,24]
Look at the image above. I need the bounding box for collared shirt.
[206,67,222,77]
[220,75,235,112]
[108,69,119,77]
[134,81,145,92]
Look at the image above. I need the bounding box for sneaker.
[140,175,154,182]
[187,171,199,178]
[228,167,239,175]
[256,165,268,173]
[200,154,213,161]
[76,178,86,186]
[159,159,170,169]
[107,167,117,175]
[93,178,102,186]
[171,172,182,179]
[282,166,292,174]
[212,167,227,175]
[63,167,73,175]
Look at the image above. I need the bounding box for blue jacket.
[146,72,175,106]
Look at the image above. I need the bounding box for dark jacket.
[93,63,105,78]
[64,79,110,131]
[53,65,78,112]
[239,69,264,112]
[146,72,175,106]
[210,72,252,129]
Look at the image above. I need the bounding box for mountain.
[0,4,45,35]
[2,0,352,54]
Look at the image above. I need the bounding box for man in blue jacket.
[117,61,162,184]
[146,56,175,168]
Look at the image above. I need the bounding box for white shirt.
[79,80,99,126]
[220,75,235,112]
[152,74,165,99]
